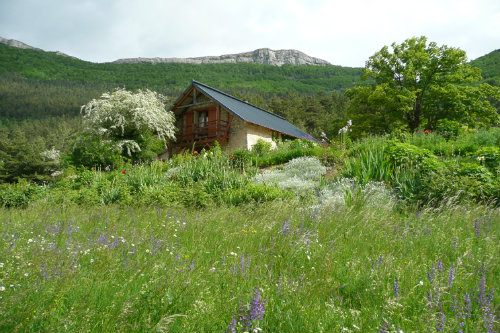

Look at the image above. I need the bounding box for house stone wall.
[246,123,276,150]
[223,116,247,152]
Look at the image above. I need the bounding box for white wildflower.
[0,286,5,292]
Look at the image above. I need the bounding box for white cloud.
[0,0,498,66]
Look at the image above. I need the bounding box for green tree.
[73,88,176,167]
[347,36,500,133]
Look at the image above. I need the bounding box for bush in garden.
[0,180,46,208]
[474,146,500,172]
[386,141,443,174]
[435,119,462,140]
[251,139,273,156]
[220,183,293,206]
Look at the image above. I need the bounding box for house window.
[197,110,208,128]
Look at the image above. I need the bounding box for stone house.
[162,81,312,156]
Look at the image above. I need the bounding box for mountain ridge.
[0,36,330,66]
[113,48,332,66]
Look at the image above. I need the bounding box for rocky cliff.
[113,48,331,66]
[0,36,43,51]
[1,36,330,66]
[0,36,76,59]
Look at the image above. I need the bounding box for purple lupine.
[448,264,455,288]
[393,277,399,297]
[474,218,481,238]
[453,237,459,248]
[436,312,446,332]
[464,293,472,317]
[378,322,390,333]
[227,317,237,333]
[249,288,265,321]
[240,254,245,275]
[427,265,436,283]
[110,237,120,249]
[281,219,290,234]
[437,259,443,272]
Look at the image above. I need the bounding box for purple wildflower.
[281,219,290,234]
[436,312,446,332]
[437,260,443,272]
[235,288,266,331]
[249,288,265,321]
[464,292,472,317]
[474,218,481,237]
[240,254,245,275]
[227,317,237,333]
[448,264,455,288]
[427,265,436,283]
[393,277,399,297]
[378,322,390,333]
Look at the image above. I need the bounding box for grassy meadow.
[0,129,499,332]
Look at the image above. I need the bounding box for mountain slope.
[0,43,362,95]
[469,49,500,86]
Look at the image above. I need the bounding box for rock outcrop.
[113,48,331,66]
[1,36,330,66]
[0,36,42,51]
[0,36,77,59]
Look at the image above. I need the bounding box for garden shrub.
[386,141,442,174]
[435,119,462,140]
[0,180,45,208]
[251,139,272,156]
[220,183,293,206]
[474,146,500,172]
[137,183,183,206]
[230,149,253,168]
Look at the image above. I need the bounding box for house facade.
[162,81,312,157]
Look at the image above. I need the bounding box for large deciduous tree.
[72,88,176,167]
[347,36,500,134]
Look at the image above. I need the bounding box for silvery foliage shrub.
[81,88,176,156]
[254,157,327,192]
[315,178,394,208]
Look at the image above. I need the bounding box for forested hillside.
[0,43,362,95]
[469,49,500,86]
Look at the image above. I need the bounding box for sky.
[0,0,498,67]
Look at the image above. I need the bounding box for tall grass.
[0,201,498,332]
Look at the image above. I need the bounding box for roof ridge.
[192,80,286,120]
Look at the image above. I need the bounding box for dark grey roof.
[189,81,313,139]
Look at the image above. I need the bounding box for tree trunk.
[408,102,422,132]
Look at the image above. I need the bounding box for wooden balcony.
[173,119,231,151]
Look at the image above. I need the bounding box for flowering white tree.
[80,88,176,157]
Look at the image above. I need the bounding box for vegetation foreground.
[0,200,498,332]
